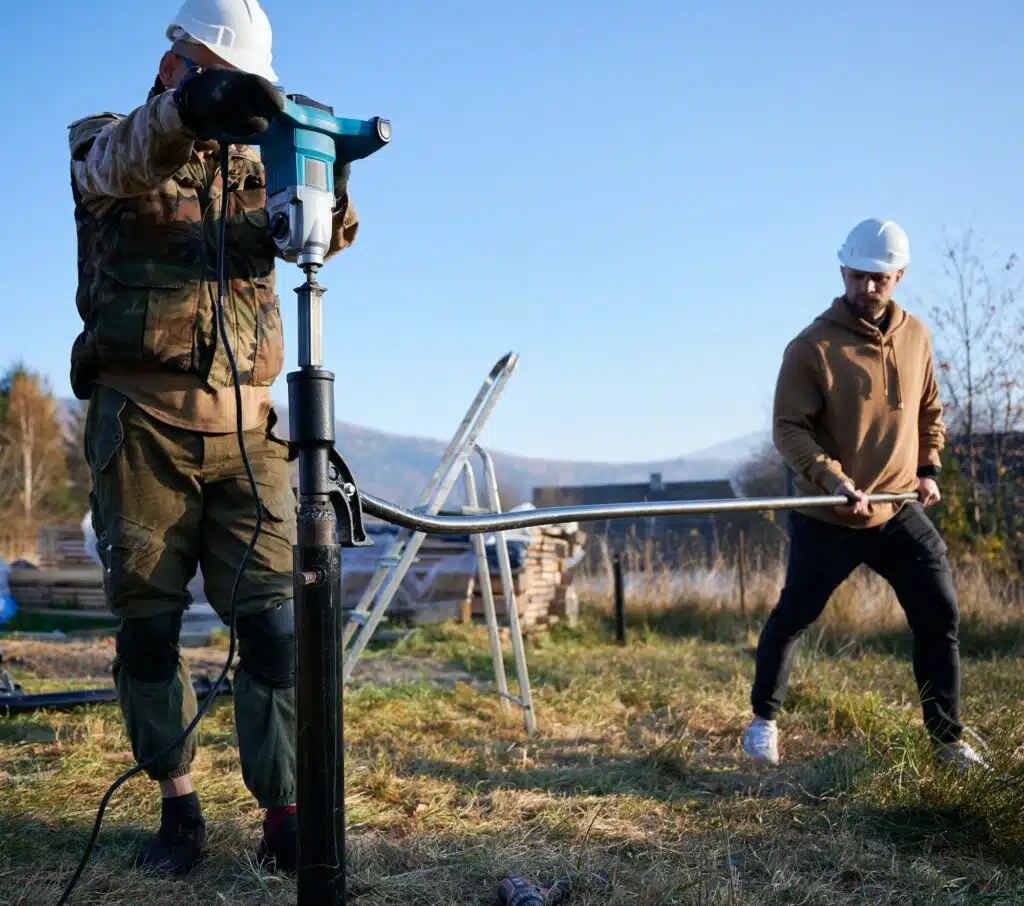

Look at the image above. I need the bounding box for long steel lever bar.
[360,492,920,535]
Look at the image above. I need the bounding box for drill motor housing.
[224,94,391,267]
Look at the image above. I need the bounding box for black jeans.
[751,502,963,744]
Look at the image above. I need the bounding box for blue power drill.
[223,93,391,267]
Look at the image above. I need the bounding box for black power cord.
[57,142,262,904]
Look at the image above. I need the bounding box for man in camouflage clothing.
[67,0,358,875]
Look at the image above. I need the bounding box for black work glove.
[173,67,285,140]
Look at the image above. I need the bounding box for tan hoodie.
[772,296,945,528]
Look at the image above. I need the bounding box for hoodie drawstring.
[886,336,904,410]
[880,339,889,400]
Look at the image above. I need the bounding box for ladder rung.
[499,692,529,708]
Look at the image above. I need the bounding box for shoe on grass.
[741,716,779,766]
[936,739,990,774]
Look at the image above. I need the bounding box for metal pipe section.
[0,676,233,718]
[360,491,920,535]
[297,265,325,368]
[288,265,346,906]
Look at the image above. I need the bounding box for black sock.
[161,792,204,830]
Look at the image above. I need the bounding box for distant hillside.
[278,413,768,507]
[60,399,768,508]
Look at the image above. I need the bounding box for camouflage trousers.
[85,385,298,808]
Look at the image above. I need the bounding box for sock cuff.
[162,791,204,827]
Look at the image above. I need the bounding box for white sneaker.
[742,716,779,765]
[936,740,990,774]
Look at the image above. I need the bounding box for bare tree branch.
[920,227,1023,533]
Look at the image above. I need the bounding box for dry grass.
[2,560,1024,905]
[580,553,1024,657]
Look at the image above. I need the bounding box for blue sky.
[0,1,1020,462]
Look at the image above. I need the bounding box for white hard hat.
[167,0,278,82]
[837,218,910,273]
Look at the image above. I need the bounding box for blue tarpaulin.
[0,558,14,625]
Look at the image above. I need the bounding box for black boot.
[135,793,206,875]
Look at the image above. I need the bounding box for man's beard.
[850,294,886,319]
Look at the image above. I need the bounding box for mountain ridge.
[279,410,770,506]
[60,398,770,507]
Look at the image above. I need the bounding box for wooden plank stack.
[338,520,588,632]
[7,564,107,612]
[6,519,589,634]
[37,525,98,568]
[7,523,107,616]
[469,522,587,631]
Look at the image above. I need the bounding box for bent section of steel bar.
[361,492,920,535]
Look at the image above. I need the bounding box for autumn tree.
[0,365,68,525]
[62,399,92,515]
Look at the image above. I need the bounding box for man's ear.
[894,268,906,285]
[157,51,178,90]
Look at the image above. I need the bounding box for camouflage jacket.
[67,85,359,400]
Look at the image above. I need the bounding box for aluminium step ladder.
[340,352,537,735]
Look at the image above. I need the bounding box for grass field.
[2,561,1023,905]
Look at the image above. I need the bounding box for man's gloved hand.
[173,68,285,140]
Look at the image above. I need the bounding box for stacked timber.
[7,518,589,632]
[37,525,97,568]
[7,565,106,613]
[6,523,107,619]
[338,519,587,632]
[469,522,587,631]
